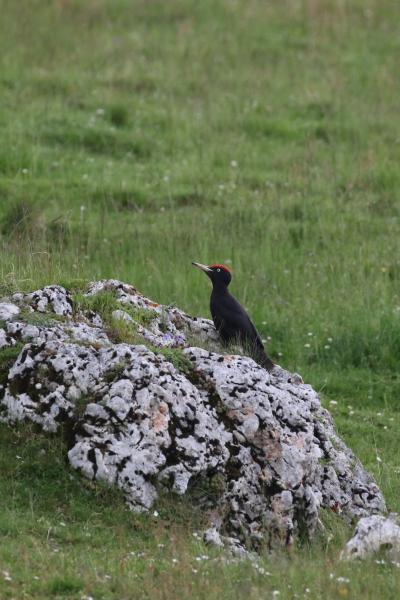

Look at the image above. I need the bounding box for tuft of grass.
[57,278,89,294]
[127,306,159,327]
[108,104,130,128]
[0,199,43,239]
[0,342,24,387]
[103,361,129,383]
[73,290,121,321]
[19,309,66,327]
[48,575,84,596]
[106,316,145,345]
[158,347,194,375]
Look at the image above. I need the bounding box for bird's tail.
[254,346,275,372]
[235,334,275,372]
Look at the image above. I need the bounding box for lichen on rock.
[0,280,386,551]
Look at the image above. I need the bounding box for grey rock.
[11,293,24,303]
[204,527,252,559]
[112,309,134,323]
[181,348,384,543]
[25,285,73,316]
[0,281,386,551]
[0,328,15,349]
[203,527,224,547]
[342,514,400,560]
[70,344,230,510]
[0,302,20,321]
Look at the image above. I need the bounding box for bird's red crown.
[210,264,231,273]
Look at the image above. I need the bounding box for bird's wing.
[211,292,274,370]
[246,315,265,349]
[212,292,264,347]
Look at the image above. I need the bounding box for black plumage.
[192,262,274,371]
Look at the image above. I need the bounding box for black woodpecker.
[192,262,274,371]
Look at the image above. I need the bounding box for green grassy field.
[0,0,399,597]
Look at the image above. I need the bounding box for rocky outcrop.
[0,280,386,551]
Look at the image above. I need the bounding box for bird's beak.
[192,262,212,273]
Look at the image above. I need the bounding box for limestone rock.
[0,328,15,350]
[0,302,20,321]
[183,347,383,545]
[25,285,73,316]
[342,514,400,560]
[0,281,386,550]
[70,344,230,509]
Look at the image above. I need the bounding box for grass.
[0,343,24,387]
[73,290,158,327]
[0,0,399,597]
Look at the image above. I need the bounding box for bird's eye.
[217,268,220,272]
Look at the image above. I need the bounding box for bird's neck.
[211,282,230,295]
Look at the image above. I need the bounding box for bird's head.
[192,262,232,286]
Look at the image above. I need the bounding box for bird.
[192,262,274,371]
